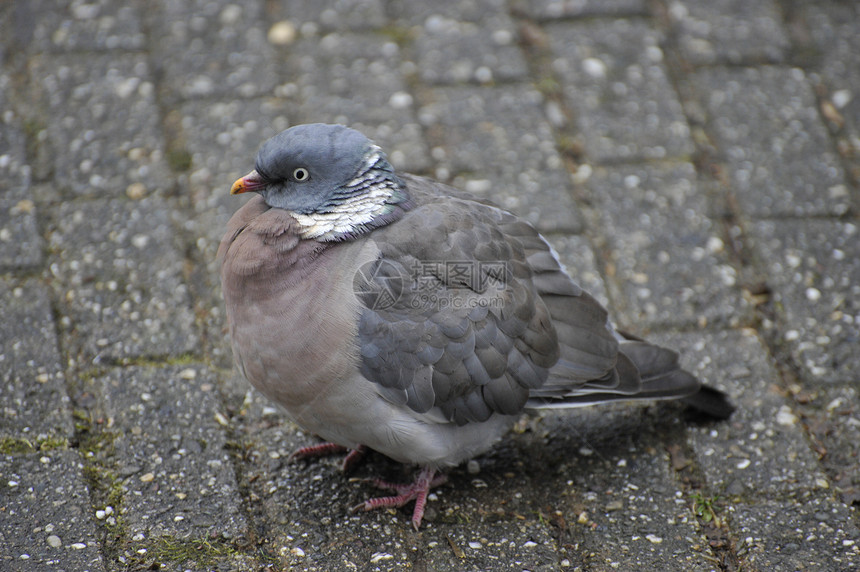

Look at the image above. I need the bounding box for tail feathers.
[531,339,735,419]
[681,385,735,420]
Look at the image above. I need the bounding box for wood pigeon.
[219,123,733,529]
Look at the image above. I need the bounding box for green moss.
[0,436,69,454]
[167,148,193,173]
[113,352,201,368]
[135,537,244,568]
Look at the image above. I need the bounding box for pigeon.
[219,123,734,530]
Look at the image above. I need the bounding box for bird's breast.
[223,234,379,415]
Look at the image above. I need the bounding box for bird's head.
[231,123,410,241]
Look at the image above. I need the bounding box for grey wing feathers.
[357,176,559,425]
[358,174,730,425]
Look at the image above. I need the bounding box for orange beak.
[230,170,266,195]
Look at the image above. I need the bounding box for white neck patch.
[291,181,397,241]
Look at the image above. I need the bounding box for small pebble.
[369,552,392,562]
[268,21,297,45]
[46,535,62,548]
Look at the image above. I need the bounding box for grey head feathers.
[242,123,410,241]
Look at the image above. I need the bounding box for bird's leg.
[289,443,367,473]
[351,467,448,530]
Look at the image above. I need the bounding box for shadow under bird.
[219,123,734,530]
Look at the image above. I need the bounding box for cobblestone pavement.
[1,1,858,570]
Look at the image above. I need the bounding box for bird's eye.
[292,167,310,182]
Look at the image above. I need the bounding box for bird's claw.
[349,467,446,530]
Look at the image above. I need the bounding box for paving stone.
[547,19,694,163]
[391,0,510,22]
[730,498,859,571]
[271,0,386,33]
[0,198,42,270]
[798,383,860,508]
[585,162,748,330]
[798,1,860,159]
[26,0,146,53]
[690,66,850,217]
[98,365,246,540]
[655,328,825,498]
[520,0,648,20]
[749,219,859,384]
[29,53,172,199]
[0,278,70,439]
[149,0,277,100]
[48,198,199,363]
[418,85,582,233]
[291,33,430,173]
[533,406,717,571]
[412,9,529,85]
[667,0,790,65]
[0,450,106,572]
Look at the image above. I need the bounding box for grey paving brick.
[521,0,648,20]
[30,53,172,199]
[547,19,694,163]
[0,278,70,439]
[290,33,430,172]
[418,85,582,233]
[586,162,748,330]
[0,450,106,572]
[690,66,850,217]
[412,11,529,85]
[390,0,510,23]
[536,408,717,571]
[27,0,145,53]
[48,198,199,363]
[99,365,246,540]
[0,198,42,270]
[667,0,790,65]
[750,219,859,384]
[801,383,860,509]
[731,498,859,571]
[656,329,824,498]
[272,0,386,33]
[799,1,860,160]
[149,0,277,100]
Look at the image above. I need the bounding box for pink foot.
[289,443,367,473]
[351,467,447,530]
